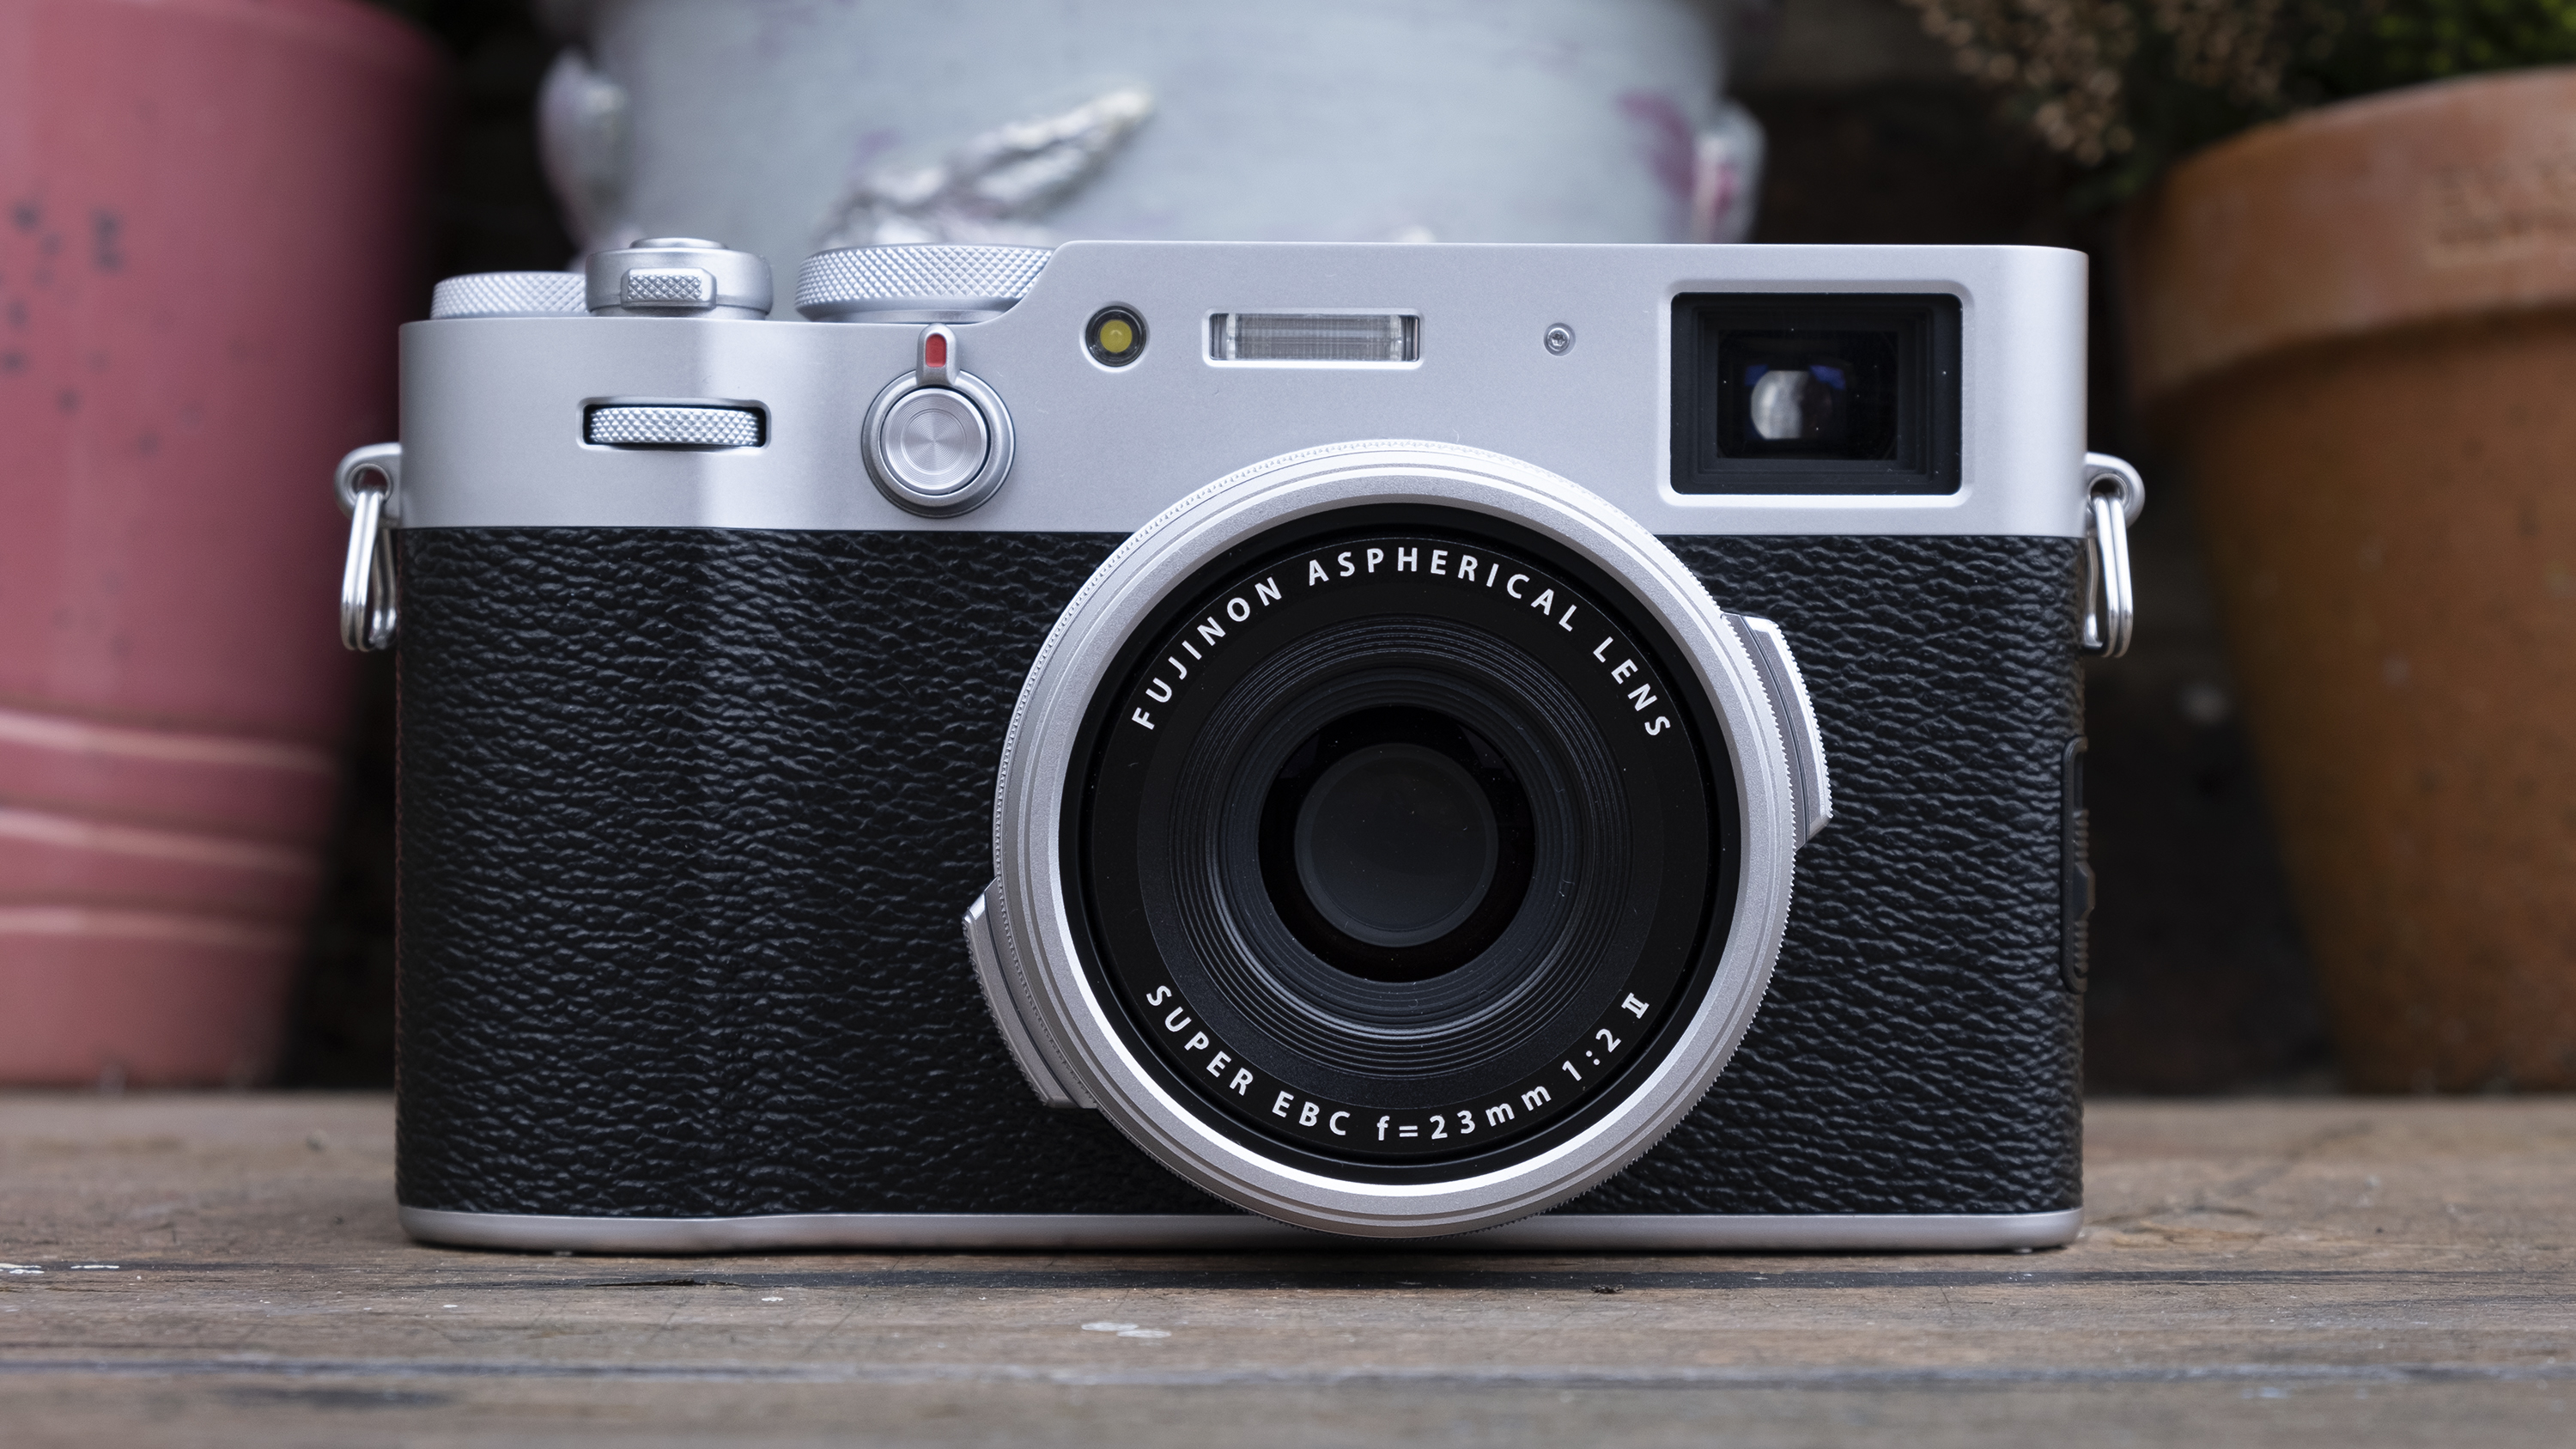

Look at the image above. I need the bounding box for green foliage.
[1901,0,2576,200]
[2320,0,2576,91]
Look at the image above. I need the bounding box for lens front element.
[1283,715,1510,957]
[1291,743,1496,949]
[1267,706,1530,977]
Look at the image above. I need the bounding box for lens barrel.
[1082,530,1723,1170]
[986,443,1807,1235]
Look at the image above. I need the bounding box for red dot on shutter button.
[926,334,948,367]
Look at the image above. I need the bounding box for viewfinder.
[1671,295,1959,494]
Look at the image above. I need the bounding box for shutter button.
[883,391,988,494]
[861,325,1015,515]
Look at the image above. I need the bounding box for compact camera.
[337,237,2141,1251]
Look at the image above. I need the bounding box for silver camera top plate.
[394,241,2090,539]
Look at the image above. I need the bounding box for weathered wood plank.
[3,1094,2573,1446]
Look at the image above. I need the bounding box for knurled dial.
[796,243,1049,322]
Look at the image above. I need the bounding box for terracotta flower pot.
[2125,68,2576,1091]
[0,0,438,1086]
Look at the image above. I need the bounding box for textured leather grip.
[394,529,2082,1220]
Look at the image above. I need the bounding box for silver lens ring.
[989,441,1801,1238]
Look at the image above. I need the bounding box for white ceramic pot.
[536,0,1759,271]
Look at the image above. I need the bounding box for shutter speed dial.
[862,324,1016,515]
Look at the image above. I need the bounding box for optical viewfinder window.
[1719,332,1899,460]
[1670,294,1960,495]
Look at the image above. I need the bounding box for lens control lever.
[1727,614,1833,848]
[965,882,1095,1110]
[917,324,958,387]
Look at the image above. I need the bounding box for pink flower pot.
[0,0,438,1086]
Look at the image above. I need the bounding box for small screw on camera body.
[1544,324,1576,355]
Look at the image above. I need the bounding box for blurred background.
[15,0,2574,1097]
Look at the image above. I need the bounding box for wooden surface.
[3,1095,2572,1446]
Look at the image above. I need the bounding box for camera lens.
[991,444,1815,1233]
[1073,517,1729,1174]
[1292,739,1495,950]
[1263,706,1531,977]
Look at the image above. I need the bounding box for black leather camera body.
[336,238,2141,1251]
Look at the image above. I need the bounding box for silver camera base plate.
[400,1206,2082,1254]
